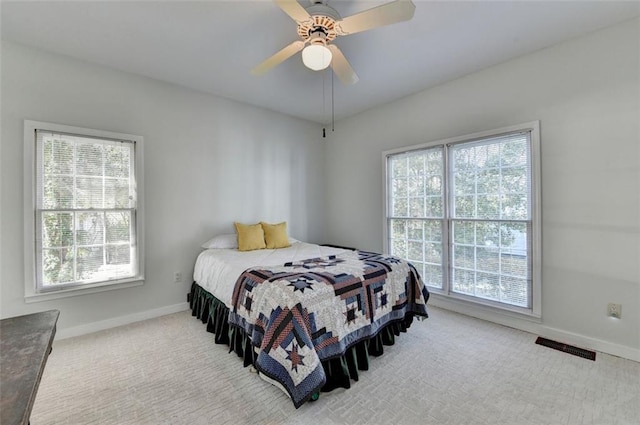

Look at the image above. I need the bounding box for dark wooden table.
[1,310,60,425]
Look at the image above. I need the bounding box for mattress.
[192,242,347,307]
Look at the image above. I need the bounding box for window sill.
[428,291,542,324]
[24,277,144,304]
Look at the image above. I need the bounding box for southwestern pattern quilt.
[229,250,429,408]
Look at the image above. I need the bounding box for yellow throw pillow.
[234,222,266,252]
[260,221,291,249]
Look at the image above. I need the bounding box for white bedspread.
[193,242,347,307]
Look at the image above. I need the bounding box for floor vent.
[535,337,596,361]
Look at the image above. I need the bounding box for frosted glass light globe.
[302,45,332,71]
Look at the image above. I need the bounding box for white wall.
[0,41,324,334]
[325,19,640,360]
[2,19,638,360]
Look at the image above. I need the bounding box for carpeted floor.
[31,307,639,425]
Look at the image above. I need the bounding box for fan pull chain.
[322,68,327,138]
[332,68,335,132]
[321,68,335,138]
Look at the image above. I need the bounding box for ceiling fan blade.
[337,0,415,35]
[327,44,359,85]
[274,0,311,23]
[252,40,306,75]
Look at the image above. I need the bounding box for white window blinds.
[388,147,445,289]
[35,130,138,290]
[385,123,539,314]
[449,132,532,307]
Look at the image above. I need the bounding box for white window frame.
[24,120,145,302]
[383,121,541,318]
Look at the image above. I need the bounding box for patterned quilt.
[229,250,430,408]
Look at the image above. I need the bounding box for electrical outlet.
[607,303,622,319]
[174,271,183,284]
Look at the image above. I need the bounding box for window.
[24,121,144,300]
[384,122,540,316]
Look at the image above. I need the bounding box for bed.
[189,241,430,408]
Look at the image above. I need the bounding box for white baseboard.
[534,324,640,362]
[429,297,640,362]
[54,298,640,362]
[56,302,190,340]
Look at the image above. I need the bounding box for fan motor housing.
[297,15,338,42]
[297,3,341,42]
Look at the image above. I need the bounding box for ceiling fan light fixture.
[254,0,416,83]
[302,44,332,71]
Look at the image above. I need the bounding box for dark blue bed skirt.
[188,281,419,396]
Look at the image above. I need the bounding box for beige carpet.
[31,307,639,425]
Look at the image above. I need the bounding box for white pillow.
[201,234,237,249]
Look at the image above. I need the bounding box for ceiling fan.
[252,0,416,85]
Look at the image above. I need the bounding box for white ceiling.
[2,1,638,124]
